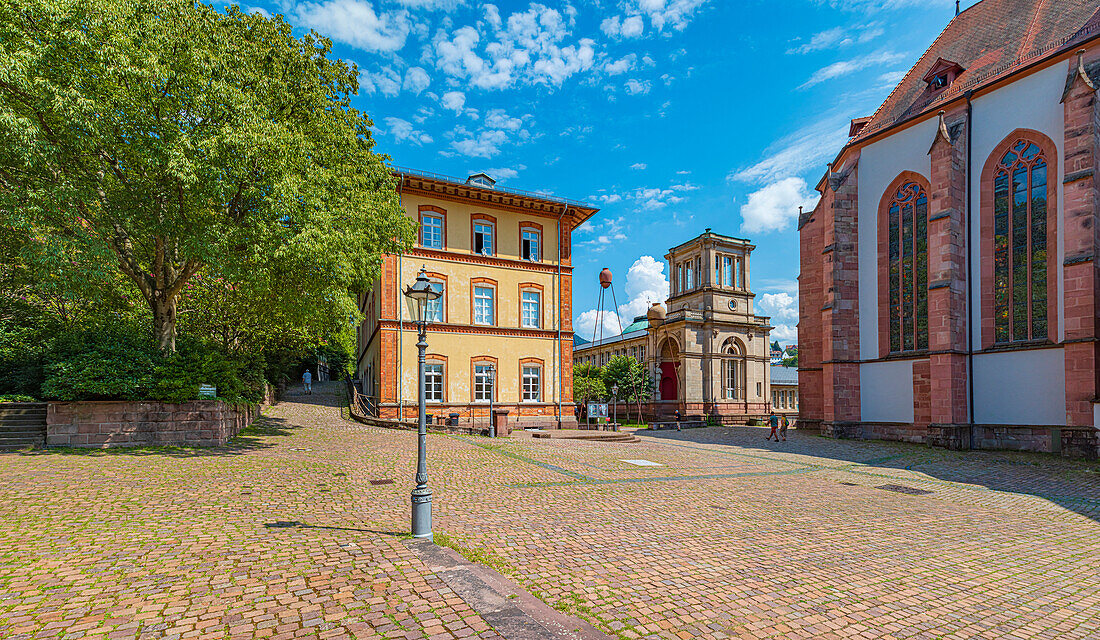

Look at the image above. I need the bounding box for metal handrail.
[391,165,594,209]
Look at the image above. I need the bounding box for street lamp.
[611,384,619,429]
[486,365,496,438]
[403,266,442,540]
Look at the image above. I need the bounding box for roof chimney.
[955,0,960,15]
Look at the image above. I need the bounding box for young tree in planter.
[0,0,413,352]
[601,355,652,423]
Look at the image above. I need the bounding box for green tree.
[600,355,651,402]
[771,340,782,352]
[0,0,413,352]
[573,363,606,405]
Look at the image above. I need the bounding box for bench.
[648,421,705,431]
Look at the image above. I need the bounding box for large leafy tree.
[0,0,412,352]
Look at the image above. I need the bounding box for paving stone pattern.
[1,383,1099,639]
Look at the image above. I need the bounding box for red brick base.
[47,400,260,448]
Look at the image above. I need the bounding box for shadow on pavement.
[638,425,1100,524]
[263,520,406,537]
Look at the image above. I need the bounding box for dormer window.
[466,172,496,189]
[922,57,964,93]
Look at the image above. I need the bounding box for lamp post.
[611,384,619,429]
[486,365,496,438]
[403,266,442,540]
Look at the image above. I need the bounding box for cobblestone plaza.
[1,385,1098,639]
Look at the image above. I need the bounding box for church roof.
[854,0,1100,143]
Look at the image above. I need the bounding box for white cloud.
[757,291,799,343]
[394,0,464,9]
[294,0,410,52]
[484,108,523,131]
[384,117,434,145]
[799,50,906,89]
[786,24,884,55]
[630,162,647,170]
[441,90,466,112]
[729,113,851,184]
[625,78,651,95]
[739,177,818,234]
[575,255,669,340]
[600,14,644,38]
[477,166,521,180]
[432,5,595,90]
[450,128,508,158]
[604,53,636,75]
[402,67,431,94]
[359,66,402,96]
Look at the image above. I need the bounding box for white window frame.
[521,228,541,261]
[722,256,734,287]
[422,215,443,249]
[425,362,444,402]
[473,222,494,256]
[521,365,541,402]
[426,279,445,323]
[521,290,541,328]
[473,285,495,325]
[474,364,495,402]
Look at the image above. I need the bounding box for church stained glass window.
[992,140,1047,343]
[887,182,928,352]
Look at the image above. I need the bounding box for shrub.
[0,394,37,402]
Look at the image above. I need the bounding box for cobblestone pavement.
[2,384,1099,640]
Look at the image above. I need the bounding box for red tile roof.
[854,0,1100,143]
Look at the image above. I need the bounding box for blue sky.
[244,0,971,344]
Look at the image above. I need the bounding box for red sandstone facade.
[799,0,1100,459]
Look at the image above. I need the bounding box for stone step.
[0,436,44,450]
[0,407,47,418]
[0,416,48,426]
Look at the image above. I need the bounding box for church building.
[798,0,1100,458]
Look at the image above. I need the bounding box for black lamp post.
[611,383,619,429]
[403,266,442,540]
[486,365,496,438]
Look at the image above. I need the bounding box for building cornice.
[402,247,574,274]
[379,320,559,340]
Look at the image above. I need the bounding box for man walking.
[780,414,789,442]
[302,369,312,395]
[766,412,779,441]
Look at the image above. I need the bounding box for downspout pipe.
[398,172,405,422]
[964,92,975,448]
[557,206,569,428]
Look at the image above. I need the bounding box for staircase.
[0,403,47,450]
[532,431,640,443]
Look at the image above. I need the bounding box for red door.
[660,362,678,401]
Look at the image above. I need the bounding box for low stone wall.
[826,420,1099,460]
[47,400,260,448]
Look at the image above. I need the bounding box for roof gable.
[855,0,1100,143]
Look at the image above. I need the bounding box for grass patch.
[433,531,516,576]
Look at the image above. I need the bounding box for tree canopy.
[0,0,412,352]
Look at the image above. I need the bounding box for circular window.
[727,299,737,311]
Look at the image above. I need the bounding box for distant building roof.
[573,334,590,347]
[771,365,798,385]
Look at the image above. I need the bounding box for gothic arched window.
[992,140,1049,343]
[887,181,928,352]
[722,339,744,400]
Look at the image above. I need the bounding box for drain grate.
[369,479,395,486]
[838,482,857,486]
[876,484,933,496]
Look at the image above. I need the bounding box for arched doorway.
[658,338,679,402]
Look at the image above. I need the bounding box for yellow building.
[356,169,598,429]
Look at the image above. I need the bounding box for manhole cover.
[876,484,932,496]
[620,459,663,467]
[370,479,395,486]
[838,482,857,486]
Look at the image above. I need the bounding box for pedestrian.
[675,408,682,431]
[302,369,312,395]
[766,412,779,441]
[780,414,789,442]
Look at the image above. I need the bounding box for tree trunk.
[151,293,177,353]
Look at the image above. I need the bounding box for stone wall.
[46,400,260,448]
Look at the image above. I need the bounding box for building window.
[474,364,494,402]
[722,256,734,287]
[426,280,444,322]
[722,340,743,400]
[521,228,540,261]
[772,391,778,406]
[474,222,494,255]
[422,215,443,249]
[522,365,541,402]
[474,286,494,325]
[685,262,694,291]
[735,258,743,289]
[425,363,444,402]
[887,181,929,352]
[757,382,761,396]
[521,290,540,328]
[992,140,1049,343]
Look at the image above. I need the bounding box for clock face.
[727,299,737,311]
